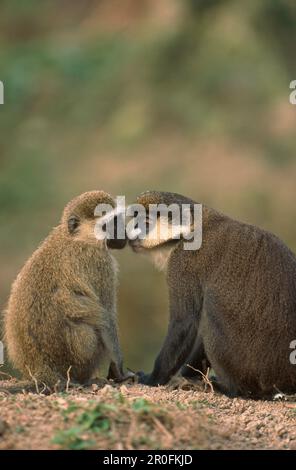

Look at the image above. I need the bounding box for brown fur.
[130,191,296,397]
[2,191,126,393]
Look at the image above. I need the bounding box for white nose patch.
[126,226,142,240]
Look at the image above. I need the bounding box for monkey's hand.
[136,371,156,386]
[115,370,136,383]
[108,362,136,383]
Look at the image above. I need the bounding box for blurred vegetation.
[0,0,296,374]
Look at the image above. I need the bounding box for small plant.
[191,399,215,408]
[62,402,80,420]
[53,402,115,449]
[15,425,26,434]
[53,428,95,450]
[176,401,187,410]
[132,435,155,447]
[76,405,112,433]
[131,397,172,431]
[132,398,152,413]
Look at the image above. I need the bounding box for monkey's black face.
[105,215,127,250]
[107,238,127,249]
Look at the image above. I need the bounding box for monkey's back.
[169,210,296,396]
[4,227,116,382]
[199,216,296,395]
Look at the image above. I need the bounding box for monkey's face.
[63,191,127,249]
[128,191,195,253]
[128,212,179,252]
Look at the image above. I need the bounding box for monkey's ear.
[68,215,80,234]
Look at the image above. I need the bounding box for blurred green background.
[1,0,296,375]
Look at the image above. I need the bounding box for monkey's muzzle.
[105,214,127,249]
[107,237,127,249]
[128,239,144,252]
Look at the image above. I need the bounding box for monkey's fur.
[2,191,127,393]
[130,191,296,397]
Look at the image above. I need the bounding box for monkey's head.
[62,191,127,249]
[128,191,196,257]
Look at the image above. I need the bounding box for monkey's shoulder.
[10,226,116,299]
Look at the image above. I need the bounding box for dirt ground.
[0,378,295,450]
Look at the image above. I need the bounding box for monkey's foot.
[109,370,136,384]
[121,370,136,383]
[136,371,159,386]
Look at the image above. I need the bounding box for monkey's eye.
[68,216,80,234]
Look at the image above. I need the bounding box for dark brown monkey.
[2,191,127,393]
[129,190,296,397]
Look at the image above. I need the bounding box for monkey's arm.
[104,319,135,382]
[53,285,102,326]
[54,284,127,381]
[100,312,126,381]
[139,284,201,386]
